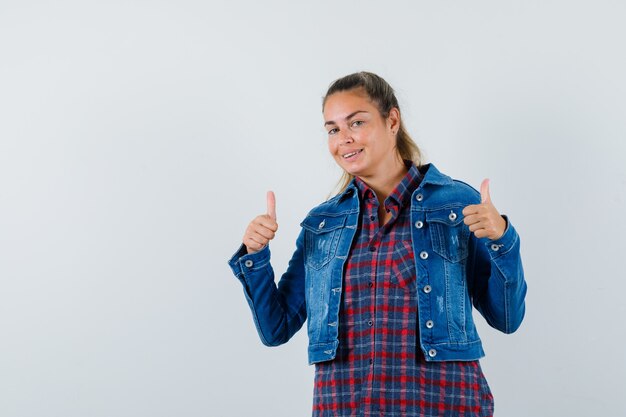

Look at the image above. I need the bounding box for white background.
[1,1,625,416]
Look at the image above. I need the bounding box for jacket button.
[415,193,424,202]
[448,212,457,221]
[426,320,434,329]
[244,260,253,268]
[428,349,437,357]
[491,244,500,251]
[423,285,432,293]
[415,221,424,229]
[419,251,429,260]
[318,220,326,229]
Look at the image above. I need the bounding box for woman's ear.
[387,107,401,135]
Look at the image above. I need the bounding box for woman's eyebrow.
[324,110,368,126]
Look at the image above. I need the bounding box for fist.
[462,179,507,240]
[243,191,279,254]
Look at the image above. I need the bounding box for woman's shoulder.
[423,163,481,205]
[304,186,358,218]
[450,178,481,199]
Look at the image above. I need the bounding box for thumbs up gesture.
[243,191,279,254]
[462,179,507,240]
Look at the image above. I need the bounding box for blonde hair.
[323,72,422,195]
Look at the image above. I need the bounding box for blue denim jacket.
[228,163,527,365]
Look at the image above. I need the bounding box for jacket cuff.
[227,244,271,279]
[483,215,518,258]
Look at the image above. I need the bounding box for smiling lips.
[342,149,363,159]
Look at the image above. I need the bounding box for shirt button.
[370,215,375,221]
[369,246,376,252]
[369,358,373,365]
[415,193,424,202]
[419,251,429,260]
[491,244,500,251]
[244,260,253,268]
[368,282,374,288]
[426,320,434,329]
[367,320,373,326]
[448,212,457,221]
[415,221,424,229]
[428,349,437,357]
[423,285,432,294]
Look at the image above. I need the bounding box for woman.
[228,72,527,416]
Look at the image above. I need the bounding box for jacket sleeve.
[227,229,307,346]
[469,216,527,334]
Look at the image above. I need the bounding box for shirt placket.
[362,195,401,416]
[359,193,379,416]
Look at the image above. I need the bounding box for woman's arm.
[227,229,307,346]
[462,179,527,333]
[469,219,527,333]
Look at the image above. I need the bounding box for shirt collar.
[336,162,452,203]
[353,161,422,209]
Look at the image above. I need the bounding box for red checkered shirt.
[312,163,494,417]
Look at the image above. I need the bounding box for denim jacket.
[228,163,527,365]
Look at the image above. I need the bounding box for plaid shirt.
[312,164,494,417]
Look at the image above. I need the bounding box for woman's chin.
[343,167,362,177]
[339,161,365,177]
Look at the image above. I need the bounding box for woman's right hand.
[243,191,278,254]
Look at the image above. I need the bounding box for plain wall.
[1,1,625,416]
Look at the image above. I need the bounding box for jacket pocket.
[301,214,346,270]
[427,207,470,263]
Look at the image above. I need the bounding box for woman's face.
[323,89,399,179]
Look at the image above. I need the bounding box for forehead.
[323,90,378,120]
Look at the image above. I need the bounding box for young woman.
[228,72,527,417]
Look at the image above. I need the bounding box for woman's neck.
[359,158,408,204]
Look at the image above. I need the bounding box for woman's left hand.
[462,179,507,240]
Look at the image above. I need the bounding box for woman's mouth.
[342,149,363,160]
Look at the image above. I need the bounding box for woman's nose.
[339,131,354,144]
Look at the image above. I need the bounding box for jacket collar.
[337,181,359,202]
[417,163,453,186]
[336,162,452,202]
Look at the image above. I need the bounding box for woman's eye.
[351,120,364,127]
[328,128,339,135]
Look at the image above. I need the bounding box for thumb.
[266,190,277,220]
[480,179,491,204]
